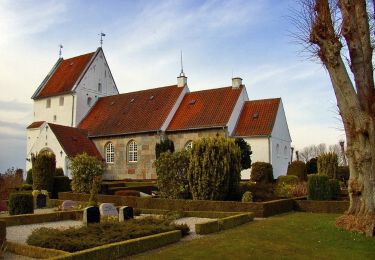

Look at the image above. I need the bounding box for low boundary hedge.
[294,199,349,214]
[49,230,181,260]
[196,220,220,234]
[59,192,294,217]
[0,210,83,226]
[6,241,67,259]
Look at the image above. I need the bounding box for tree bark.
[309,0,375,236]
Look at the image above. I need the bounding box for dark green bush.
[0,220,5,243]
[155,150,190,199]
[114,190,140,197]
[287,161,307,180]
[307,174,331,200]
[27,218,177,252]
[337,166,350,182]
[8,193,34,215]
[26,169,33,185]
[306,158,317,175]
[52,176,71,199]
[249,183,275,201]
[155,138,175,159]
[250,162,274,183]
[329,179,340,200]
[234,138,252,170]
[188,137,241,201]
[277,175,299,185]
[55,168,64,176]
[20,183,33,191]
[31,152,56,192]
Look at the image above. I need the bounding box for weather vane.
[58,44,63,58]
[99,32,106,47]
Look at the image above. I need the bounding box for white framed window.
[87,97,92,106]
[98,83,102,92]
[185,140,193,150]
[59,97,64,106]
[128,140,138,162]
[105,143,114,163]
[46,98,51,108]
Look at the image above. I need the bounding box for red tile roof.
[48,123,102,159]
[35,52,95,99]
[26,121,45,129]
[79,85,184,137]
[234,98,280,137]
[167,86,243,131]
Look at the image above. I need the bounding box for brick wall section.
[294,200,349,214]
[58,192,295,217]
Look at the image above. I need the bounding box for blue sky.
[0,0,345,172]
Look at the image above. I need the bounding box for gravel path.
[172,217,216,241]
[6,220,82,244]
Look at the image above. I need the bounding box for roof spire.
[179,50,185,77]
[58,44,63,58]
[99,32,106,47]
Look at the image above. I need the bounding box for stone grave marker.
[99,203,118,217]
[119,206,134,222]
[83,206,100,225]
[61,200,76,211]
[36,194,47,208]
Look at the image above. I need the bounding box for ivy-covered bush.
[241,191,253,202]
[52,176,71,199]
[287,161,307,180]
[155,138,175,159]
[188,137,241,201]
[307,174,331,200]
[329,179,340,200]
[234,138,252,170]
[317,152,338,179]
[31,152,56,192]
[26,169,33,185]
[306,158,318,174]
[70,153,106,194]
[8,193,34,215]
[154,150,190,199]
[55,168,64,177]
[250,162,274,183]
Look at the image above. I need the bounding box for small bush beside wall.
[307,175,331,200]
[250,162,274,183]
[52,176,71,199]
[8,193,34,215]
[287,161,307,180]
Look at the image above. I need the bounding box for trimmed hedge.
[2,210,83,226]
[329,179,340,200]
[114,190,140,197]
[49,230,181,260]
[6,241,67,259]
[109,185,157,195]
[251,162,274,183]
[287,161,307,180]
[8,193,34,215]
[307,175,331,200]
[52,176,71,199]
[294,199,349,214]
[195,220,220,235]
[218,213,254,230]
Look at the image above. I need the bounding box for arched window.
[128,140,138,162]
[284,146,288,157]
[185,140,193,150]
[276,144,280,156]
[105,143,114,163]
[87,97,92,106]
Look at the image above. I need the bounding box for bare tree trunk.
[308,0,375,236]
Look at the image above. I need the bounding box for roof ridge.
[63,51,96,61]
[188,85,241,94]
[100,84,178,98]
[246,97,281,103]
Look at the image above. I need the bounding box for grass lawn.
[132,212,375,260]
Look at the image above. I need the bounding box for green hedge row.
[8,193,34,215]
[195,213,254,234]
[6,241,67,259]
[139,209,245,219]
[49,230,181,260]
[293,200,349,214]
[2,210,82,226]
[195,220,220,234]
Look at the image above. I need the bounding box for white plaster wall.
[227,87,249,135]
[270,101,292,178]
[33,94,74,127]
[26,124,71,178]
[74,50,118,126]
[161,85,189,131]
[241,137,269,179]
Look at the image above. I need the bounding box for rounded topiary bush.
[306,158,318,175]
[287,161,307,180]
[307,174,330,200]
[250,162,274,183]
[241,191,253,202]
[55,168,64,177]
[8,193,34,215]
[32,152,56,192]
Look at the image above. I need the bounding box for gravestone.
[36,194,47,208]
[119,206,134,222]
[83,206,100,225]
[99,203,118,217]
[61,200,76,211]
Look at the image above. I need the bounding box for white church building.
[26,48,292,180]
